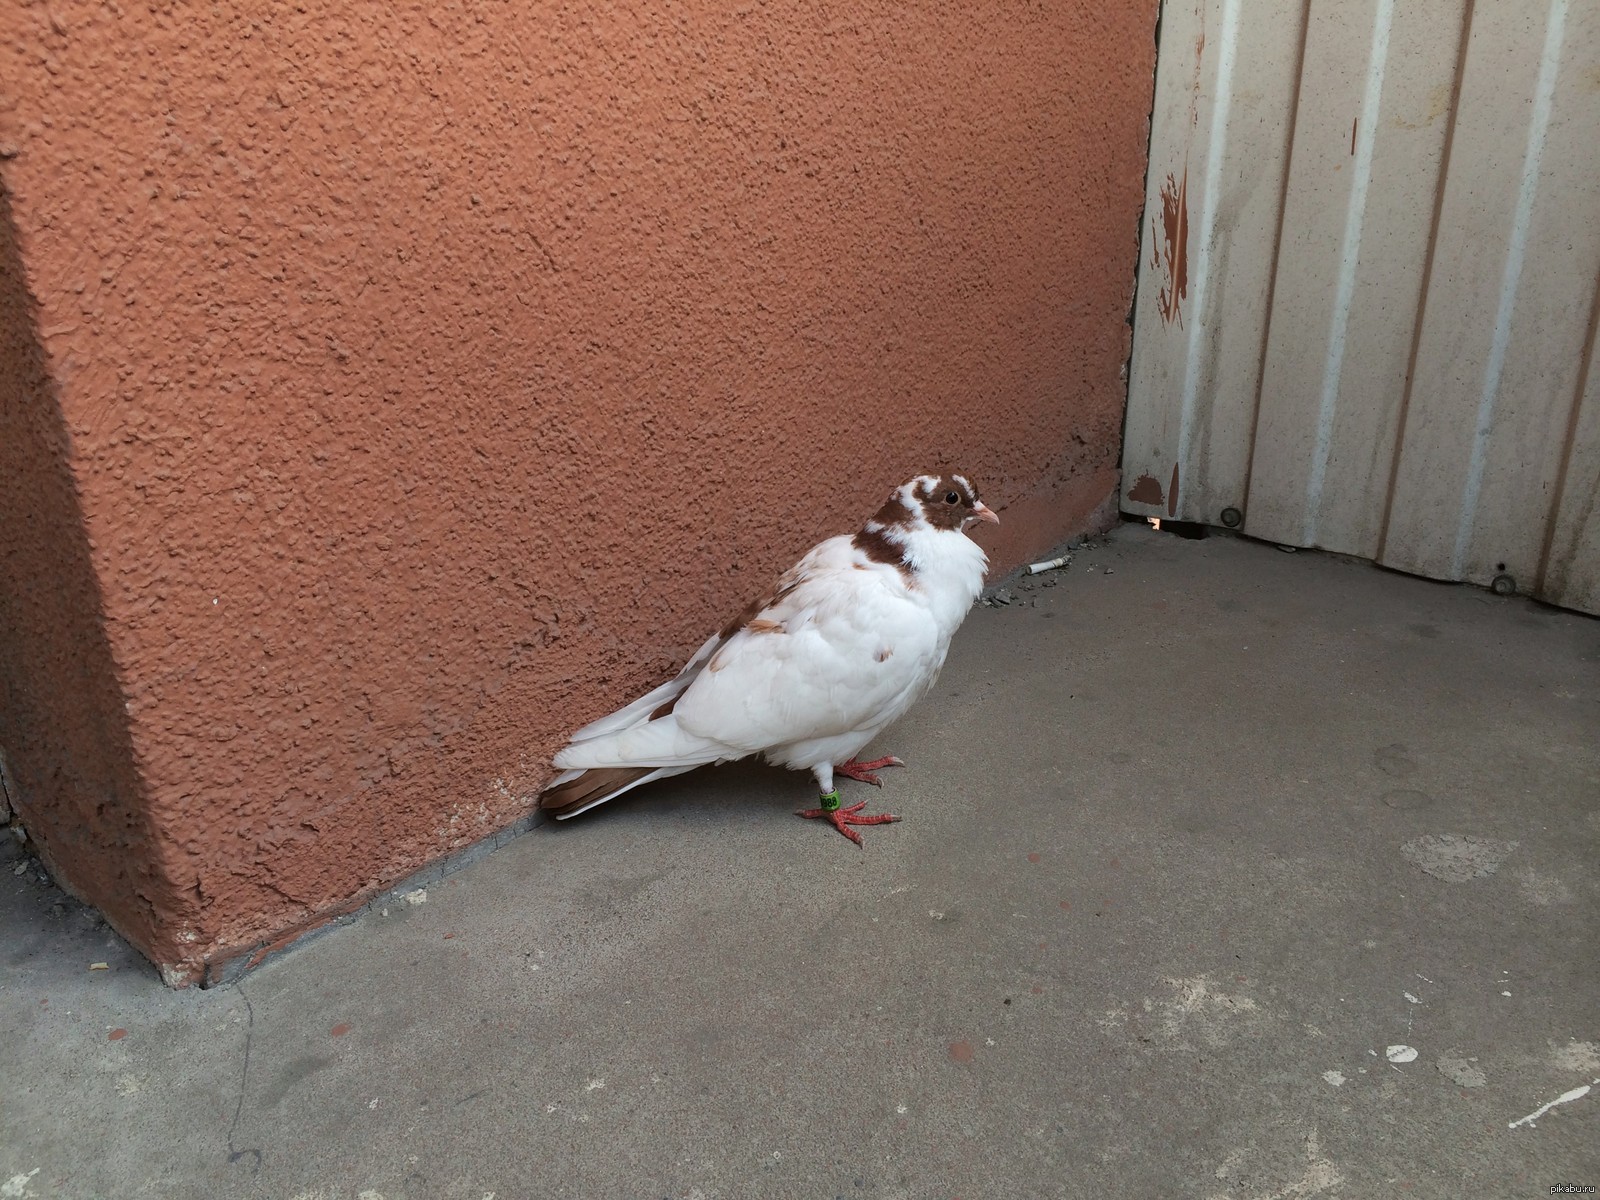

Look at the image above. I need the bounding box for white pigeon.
[539,472,999,844]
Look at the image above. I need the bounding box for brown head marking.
[865,488,918,531]
[912,473,988,531]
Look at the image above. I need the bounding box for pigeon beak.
[972,502,1000,525]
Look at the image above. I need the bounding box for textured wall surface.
[1,187,182,960]
[0,0,1156,982]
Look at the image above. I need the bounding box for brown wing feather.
[539,766,657,817]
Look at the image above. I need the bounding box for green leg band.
[818,789,842,812]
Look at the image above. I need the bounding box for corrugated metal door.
[1122,0,1600,615]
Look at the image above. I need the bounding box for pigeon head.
[880,473,1000,533]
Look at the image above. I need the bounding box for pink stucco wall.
[0,0,1156,982]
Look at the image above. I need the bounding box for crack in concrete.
[226,983,262,1173]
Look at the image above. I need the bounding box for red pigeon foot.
[834,755,906,787]
[797,793,901,846]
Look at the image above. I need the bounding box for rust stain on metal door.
[1152,168,1190,327]
[1127,473,1166,505]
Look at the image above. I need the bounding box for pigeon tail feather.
[541,765,672,819]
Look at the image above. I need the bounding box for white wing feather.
[552,712,737,769]
[555,545,942,772]
[673,581,939,752]
[563,628,724,744]
[559,536,844,747]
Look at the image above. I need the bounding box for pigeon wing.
[670,562,942,753]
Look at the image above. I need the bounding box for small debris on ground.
[89,962,109,971]
[1026,552,1073,575]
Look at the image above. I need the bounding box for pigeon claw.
[834,755,906,788]
[796,798,901,847]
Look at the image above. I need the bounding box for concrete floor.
[3,522,1598,1199]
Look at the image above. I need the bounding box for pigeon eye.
[945,491,960,504]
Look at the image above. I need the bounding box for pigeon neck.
[852,495,924,579]
[851,521,915,578]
